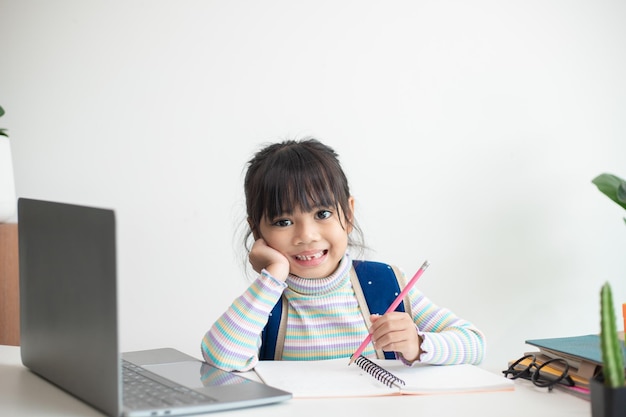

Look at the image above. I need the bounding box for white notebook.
[254,357,514,399]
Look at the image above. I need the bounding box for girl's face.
[257,197,354,279]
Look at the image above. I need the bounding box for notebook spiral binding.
[354,356,406,388]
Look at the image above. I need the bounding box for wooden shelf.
[0,223,19,346]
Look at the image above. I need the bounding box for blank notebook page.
[254,358,514,398]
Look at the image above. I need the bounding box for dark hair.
[243,138,364,254]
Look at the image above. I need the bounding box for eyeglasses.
[502,354,575,391]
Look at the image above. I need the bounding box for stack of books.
[508,333,626,400]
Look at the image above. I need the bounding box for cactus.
[600,282,625,388]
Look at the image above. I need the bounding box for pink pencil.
[348,260,430,365]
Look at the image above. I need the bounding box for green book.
[526,334,626,368]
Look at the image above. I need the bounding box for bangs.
[261,160,340,221]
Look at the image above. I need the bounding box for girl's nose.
[293,220,320,244]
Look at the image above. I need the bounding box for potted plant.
[591,173,626,417]
[0,105,17,223]
[0,105,7,137]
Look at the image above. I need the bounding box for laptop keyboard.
[122,360,216,410]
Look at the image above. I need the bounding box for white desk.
[0,345,591,417]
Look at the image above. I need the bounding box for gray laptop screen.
[18,198,120,416]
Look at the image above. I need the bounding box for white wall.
[1,0,625,371]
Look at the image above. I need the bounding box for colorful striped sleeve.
[201,270,286,371]
[410,287,486,365]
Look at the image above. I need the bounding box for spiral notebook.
[254,356,514,398]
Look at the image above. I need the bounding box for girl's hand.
[369,312,422,363]
[249,238,290,282]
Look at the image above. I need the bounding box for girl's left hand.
[369,312,421,363]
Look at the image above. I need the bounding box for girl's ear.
[248,218,260,240]
[345,196,356,233]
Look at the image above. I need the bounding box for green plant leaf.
[592,173,626,211]
[0,106,4,117]
[619,183,626,205]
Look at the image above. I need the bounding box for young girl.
[201,138,485,372]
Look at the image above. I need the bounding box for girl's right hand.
[249,238,290,282]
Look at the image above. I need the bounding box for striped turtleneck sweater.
[201,254,485,372]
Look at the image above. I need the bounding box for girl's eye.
[316,210,332,220]
[273,219,293,227]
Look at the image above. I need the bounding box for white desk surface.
[0,345,591,417]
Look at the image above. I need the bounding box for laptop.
[17,198,292,417]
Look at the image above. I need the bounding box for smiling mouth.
[294,250,327,261]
